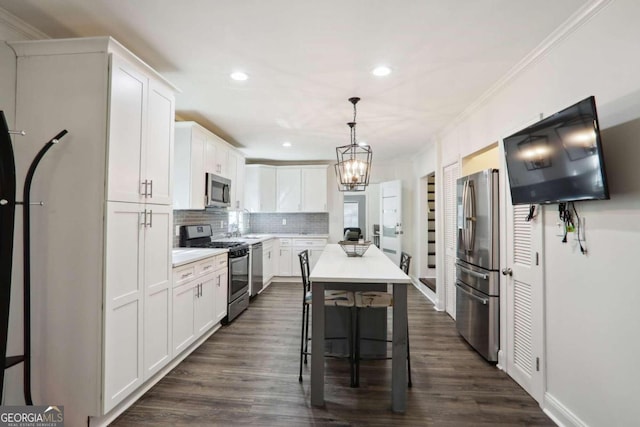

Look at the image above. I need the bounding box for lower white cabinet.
[292,238,327,277]
[104,202,172,412]
[275,237,327,277]
[263,239,275,285]
[278,239,292,276]
[172,254,227,357]
[214,268,228,323]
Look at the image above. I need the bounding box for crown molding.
[440,0,614,138]
[0,6,50,40]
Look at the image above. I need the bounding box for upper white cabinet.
[107,56,174,205]
[174,121,244,210]
[10,37,177,419]
[301,167,328,212]
[247,165,327,212]
[228,150,245,210]
[174,123,207,210]
[276,168,302,212]
[204,133,228,177]
[244,165,277,212]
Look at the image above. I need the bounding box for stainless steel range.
[179,224,249,324]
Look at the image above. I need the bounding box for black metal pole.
[0,111,17,405]
[22,129,67,405]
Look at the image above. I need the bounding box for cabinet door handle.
[217,276,220,287]
[148,179,153,198]
[147,209,153,227]
[203,265,212,270]
[140,180,149,197]
[140,210,147,227]
[181,272,193,279]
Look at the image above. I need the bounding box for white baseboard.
[411,276,437,306]
[543,392,588,427]
[497,349,506,371]
[88,323,222,427]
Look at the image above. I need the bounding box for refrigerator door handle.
[467,180,476,253]
[457,264,488,280]
[456,282,488,305]
[461,180,468,252]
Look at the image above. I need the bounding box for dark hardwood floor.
[112,283,553,426]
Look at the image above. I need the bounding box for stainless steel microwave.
[206,173,231,208]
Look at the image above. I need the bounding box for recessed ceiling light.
[282,142,292,147]
[372,66,391,77]
[358,141,368,146]
[230,71,248,81]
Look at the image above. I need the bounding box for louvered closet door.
[505,203,544,403]
[443,163,458,318]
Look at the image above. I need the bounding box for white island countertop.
[172,248,228,267]
[310,244,412,283]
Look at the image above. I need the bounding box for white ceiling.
[0,0,588,162]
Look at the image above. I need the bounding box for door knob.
[501,268,513,276]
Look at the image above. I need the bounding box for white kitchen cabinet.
[172,254,227,355]
[107,55,174,206]
[301,166,328,212]
[194,274,216,335]
[278,166,329,212]
[10,37,177,421]
[104,202,172,410]
[174,123,207,210]
[172,279,197,356]
[214,267,229,323]
[215,137,230,178]
[175,122,238,209]
[278,238,292,276]
[263,239,275,286]
[245,165,277,212]
[228,150,245,210]
[142,205,173,380]
[292,238,327,277]
[277,168,302,212]
[204,134,229,177]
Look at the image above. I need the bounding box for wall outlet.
[175,225,180,236]
[282,218,287,225]
[556,222,566,237]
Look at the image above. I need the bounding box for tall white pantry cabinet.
[9,37,178,422]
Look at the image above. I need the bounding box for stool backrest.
[298,249,311,292]
[400,252,411,275]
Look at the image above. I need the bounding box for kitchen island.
[309,244,412,412]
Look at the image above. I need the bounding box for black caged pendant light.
[334,97,372,192]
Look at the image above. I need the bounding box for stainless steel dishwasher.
[250,242,263,297]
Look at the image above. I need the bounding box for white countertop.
[310,244,412,284]
[172,248,227,267]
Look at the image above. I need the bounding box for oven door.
[229,253,249,302]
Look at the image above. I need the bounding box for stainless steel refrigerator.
[455,169,500,362]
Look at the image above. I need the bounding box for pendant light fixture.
[335,97,372,192]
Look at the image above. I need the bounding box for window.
[344,202,359,228]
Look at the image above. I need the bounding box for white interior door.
[443,163,458,318]
[504,202,544,403]
[380,180,402,266]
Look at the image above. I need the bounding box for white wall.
[0,8,48,405]
[430,0,640,425]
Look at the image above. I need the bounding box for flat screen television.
[503,96,610,205]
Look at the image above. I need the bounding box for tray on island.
[338,240,372,257]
